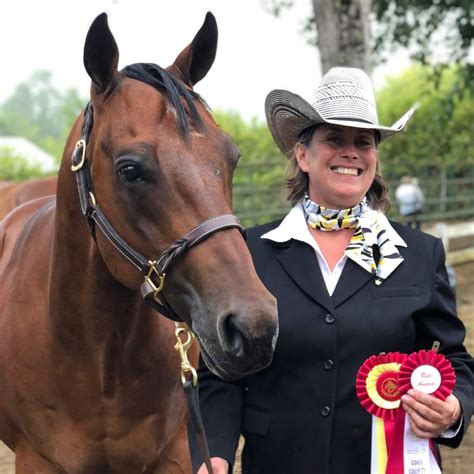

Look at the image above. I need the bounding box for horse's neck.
[49,171,148,351]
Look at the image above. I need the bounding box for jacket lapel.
[332,257,374,308]
[276,240,335,314]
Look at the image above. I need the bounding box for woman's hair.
[284,124,390,210]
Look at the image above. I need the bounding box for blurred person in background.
[395,175,425,230]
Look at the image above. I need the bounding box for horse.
[0,175,57,220]
[0,12,278,473]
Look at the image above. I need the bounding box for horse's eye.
[118,164,143,183]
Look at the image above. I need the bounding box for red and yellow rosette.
[398,349,455,400]
[356,352,406,420]
[356,352,407,473]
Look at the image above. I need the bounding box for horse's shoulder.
[0,196,55,266]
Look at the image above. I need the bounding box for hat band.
[325,116,376,125]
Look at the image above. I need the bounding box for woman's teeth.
[332,167,359,176]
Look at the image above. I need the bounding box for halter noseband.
[71,102,245,322]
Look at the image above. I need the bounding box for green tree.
[376,64,474,218]
[213,110,289,224]
[0,70,85,162]
[377,64,474,176]
[372,1,473,66]
[0,147,45,181]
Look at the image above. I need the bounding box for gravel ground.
[0,263,472,474]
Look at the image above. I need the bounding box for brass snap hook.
[174,323,198,386]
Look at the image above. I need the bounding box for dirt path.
[0,263,473,473]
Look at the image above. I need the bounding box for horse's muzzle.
[195,299,279,380]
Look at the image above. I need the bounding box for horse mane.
[122,63,206,136]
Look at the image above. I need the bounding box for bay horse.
[0,175,57,219]
[0,13,278,473]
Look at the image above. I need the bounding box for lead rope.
[175,323,214,474]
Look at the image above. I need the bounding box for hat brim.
[265,89,416,157]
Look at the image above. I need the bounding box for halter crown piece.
[303,195,404,285]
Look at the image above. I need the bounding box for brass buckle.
[174,323,198,386]
[145,260,166,297]
[71,139,87,172]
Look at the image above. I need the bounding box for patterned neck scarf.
[303,194,404,285]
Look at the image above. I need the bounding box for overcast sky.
[1,0,409,121]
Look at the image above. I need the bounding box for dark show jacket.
[190,219,474,474]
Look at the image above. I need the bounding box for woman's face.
[295,124,378,209]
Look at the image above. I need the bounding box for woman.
[190,67,473,474]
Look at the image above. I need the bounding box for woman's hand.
[197,457,229,474]
[401,390,461,438]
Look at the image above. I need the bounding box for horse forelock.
[122,63,207,137]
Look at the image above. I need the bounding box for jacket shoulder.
[245,219,284,256]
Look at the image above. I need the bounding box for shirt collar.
[261,200,407,248]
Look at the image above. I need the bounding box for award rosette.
[398,349,455,400]
[393,349,456,474]
[356,352,406,473]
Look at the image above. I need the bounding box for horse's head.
[75,13,278,380]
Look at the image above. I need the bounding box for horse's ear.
[168,12,218,87]
[84,13,119,94]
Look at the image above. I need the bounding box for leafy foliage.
[213,110,290,224]
[372,0,473,65]
[376,64,474,218]
[377,64,474,177]
[0,70,85,162]
[261,0,295,16]
[0,147,46,181]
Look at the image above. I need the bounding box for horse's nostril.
[219,314,245,358]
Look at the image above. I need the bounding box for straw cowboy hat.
[265,67,416,157]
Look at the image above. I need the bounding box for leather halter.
[71,102,245,322]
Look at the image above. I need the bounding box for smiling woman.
[190,67,474,474]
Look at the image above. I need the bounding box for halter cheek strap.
[71,102,246,322]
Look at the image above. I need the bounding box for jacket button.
[324,359,334,370]
[321,406,331,417]
[324,313,335,324]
